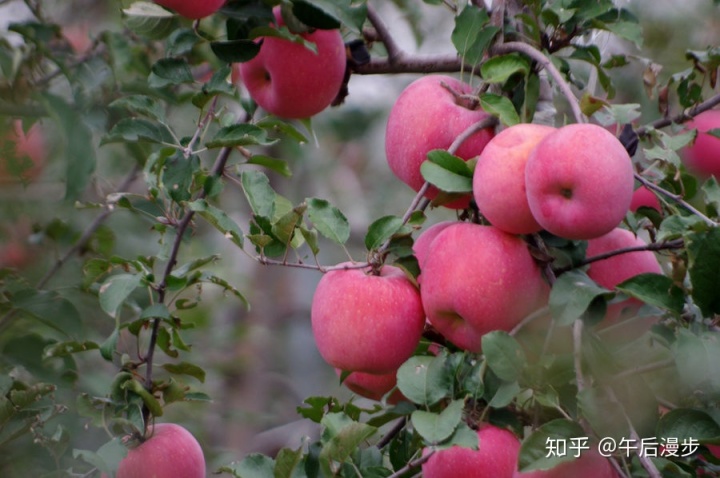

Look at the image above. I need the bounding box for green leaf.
[365,215,405,250]
[420,151,473,193]
[162,152,198,203]
[207,124,277,148]
[451,6,496,66]
[140,303,172,321]
[411,399,464,444]
[109,95,166,122]
[256,117,309,144]
[687,228,720,316]
[291,0,367,32]
[241,170,276,219]
[149,58,194,88]
[188,199,244,248]
[271,205,306,245]
[657,409,720,443]
[482,331,527,382]
[99,274,143,319]
[219,453,275,478]
[43,341,99,359]
[549,270,613,326]
[99,328,119,361]
[675,329,720,397]
[162,362,206,383]
[615,273,685,314]
[517,419,586,472]
[479,93,520,126]
[702,176,720,214]
[306,198,350,245]
[123,379,164,417]
[319,417,377,477]
[247,155,292,177]
[123,1,178,39]
[396,355,452,406]
[274,447,304,478]
[103,118,175,145]
[11,289,83,337]
[210,39,262,63]
[481,54,531,84]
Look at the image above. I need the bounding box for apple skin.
[1,120,45,183]
[412,220,457,281]
[473,123,556,234]
[239,8,346,119]
[336,369,406,404]
[420,223,549,352]
[154,0,225,19]
[586,227,662,333]
[525,123,634,240]
[682,109,720,179]
[513,449,618,478]
[311,263,425,374]
[629,185,661,212]
[113,423,205,478]
[422,424,521,478]
[385,75,496,209]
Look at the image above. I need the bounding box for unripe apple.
[154,0,225,19]
[113,423,205,478]
[239,8,346,119]
[629,185,661,212]
[682,109,720,179]
[473,123,556,234]
[525,123,634,240]
[1,120,45,183]
[385,75,495,209]
[311,263,425,374]
[422,424,521,478]
[513,449,618,478]
[586,227,662,331]
[420,223,549,352]
[335,368,405,404]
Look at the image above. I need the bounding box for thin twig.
[376,417,407,449]
[636,91,720,136]
[493,41,585,124]
[555,238,684,274]
[634,174,718,227]
[387,450,434,478]
[614,358,675,380]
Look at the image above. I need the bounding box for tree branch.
[555,238,684,274]
[636,90,720,136]
[634,174,718,227]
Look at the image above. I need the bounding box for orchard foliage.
[1,0,720,477]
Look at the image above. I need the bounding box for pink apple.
[385,75,496,209]
[525,123,634,240]
[1,120,45,183]
[336,368,406,404]
[154,0,225,19]
[630,185,661,212]
[311,263,425,374]
[422,424,521,478]
[473,123,556,234]
[420,223,549,352]
[113,423,205,478]
[682,109,720,178]
[513,449,618,478]
[586,227,662,332]
[413,221,457,279]
[239,8,346,119]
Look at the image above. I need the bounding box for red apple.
[335,368,405,404]
[385,75,496,209]
[682,109,720,179]
[413,220,457,279]
[1,120,45,183]
[154,0,225,19]
[113,423,205,478]
[311,263,425,374]
[513,449,617,478]
[629,185,661,212]
[422,424,521,478]
[239,8,346,119]
[420,223,549,352]
[525,123,634,240]
[473,123,556,234]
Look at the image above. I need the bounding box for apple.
[239,8,346,119]
[422,424,521,478]
[525,123,634,240]
[413,220,456,280]
[311,263,425,374]
[586,227,662,333]
[112,423,205,478]
[473,123,556,234]
[1,120,45,183]
[513,449,617,478]
[420,223,549,352]
[629,185,661,212]
[385,75,496,209]
[682,109,720,179]
[336,368,405,404]
[154,0,225,19]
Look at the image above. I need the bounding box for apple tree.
[1,0,720,477]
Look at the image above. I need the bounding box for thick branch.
[636,91,720,136]
[555,238,684,274]
[352,55,466,75]
[365,3,402,63]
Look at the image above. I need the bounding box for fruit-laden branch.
[492,41,585,124]
[555,238,684,274]
[0,165,141,334]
